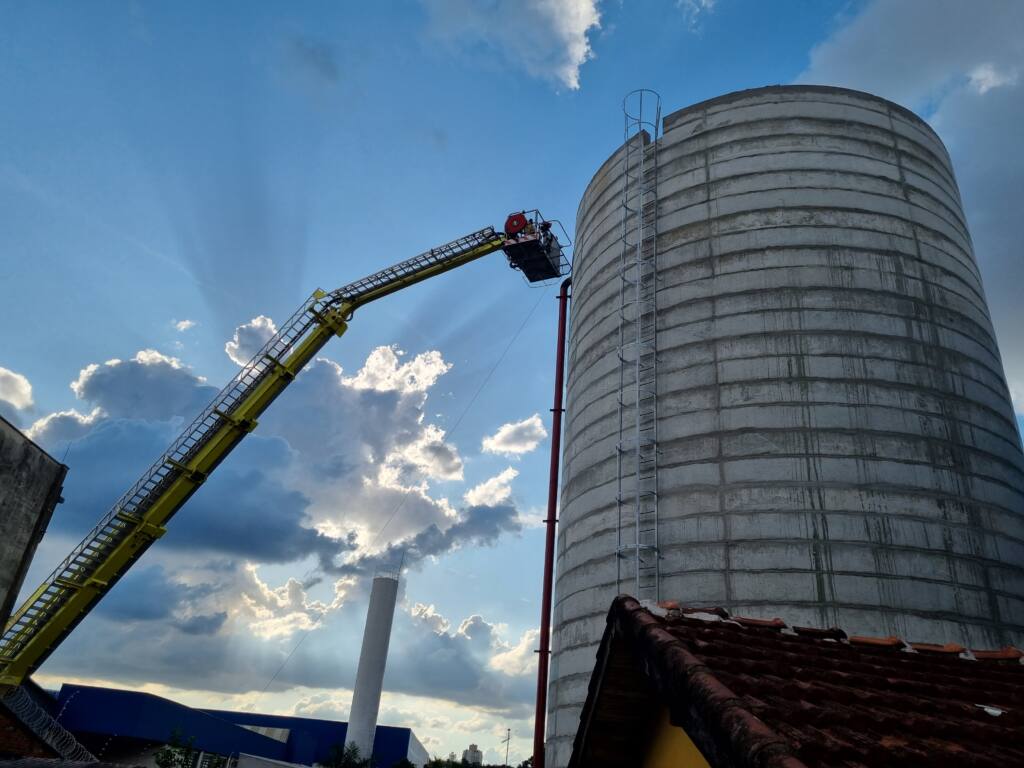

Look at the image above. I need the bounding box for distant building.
[461,744,482,766]
[45,684,428,768]
[569,597,1024,768]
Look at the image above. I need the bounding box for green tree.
[153,731,226,768]
[154,730,197,768]
[325,742,373,768]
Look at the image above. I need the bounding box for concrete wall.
[547,86,1024,767]
[0,417,66,626]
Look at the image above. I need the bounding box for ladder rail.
[0,227,503,684]
[616,90,661,603]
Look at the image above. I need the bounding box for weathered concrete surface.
[345,574,399,762]
[547,85,1024,767]
[0,417,66,627]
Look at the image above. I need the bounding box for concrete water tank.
[548,85,1024,766]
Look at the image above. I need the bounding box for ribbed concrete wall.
[547,85,1024,767]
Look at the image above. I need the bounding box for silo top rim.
[662,84,942,144]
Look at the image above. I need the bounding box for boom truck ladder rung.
[0,225,518,684]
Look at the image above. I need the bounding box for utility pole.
[502,729,511,767]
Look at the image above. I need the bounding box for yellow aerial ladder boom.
[0,218,564,686]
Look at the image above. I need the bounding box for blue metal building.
[53,685,426,767]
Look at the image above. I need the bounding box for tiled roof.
[569,596,1024,768]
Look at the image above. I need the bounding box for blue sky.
[2,1,1022,763]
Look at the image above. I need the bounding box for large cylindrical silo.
[548,85,1024,766]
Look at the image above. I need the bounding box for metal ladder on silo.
[616,90,661,603]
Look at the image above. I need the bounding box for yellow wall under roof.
[643,708,711,768]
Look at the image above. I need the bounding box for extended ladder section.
[0,227,506,685]
[616,91,661,603]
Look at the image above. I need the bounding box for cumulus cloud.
[464,468,518,508]
[799,0,1024,411]
[489,628,540,677]
[481,413,548,456]
[174,319,196,332]
[411,602,452,635]
[421,0,600,90]
[24,340,530,714]
[26,407,103,444]
[69,349,215,421]
[240,564,353,639]
[225,315,278,366]
[0,365,33,410]
[350,501,522,577]
[396,602,535,711]
[379,423,464,486]
[341,345,450,394]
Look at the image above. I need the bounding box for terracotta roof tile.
[847,634,904,648]
[971,646,1024,661]
[568,596,1024,768]
[732,616,786,630]
[910,641,966,655]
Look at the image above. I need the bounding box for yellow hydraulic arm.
[0,226,517,685]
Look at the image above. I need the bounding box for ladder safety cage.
[615,89,662,604]
[0,225,512,684]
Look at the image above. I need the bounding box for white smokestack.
[344,572,399,760]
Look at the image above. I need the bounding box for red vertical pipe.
[534,277,571,768]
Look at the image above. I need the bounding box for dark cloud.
[40,416,352,571]
[71,350,217,421]
[165,436,354,571]
[97,565,215,627]
[176,612,228,636]
[343,503,521,577]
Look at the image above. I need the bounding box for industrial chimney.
[344,571,400,760]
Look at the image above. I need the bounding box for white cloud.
[225,315,277,366]
[26,407,103,443]
[411,602,452,635]
[489,628,539,676]
[968,62,1018,94]
[0,366,33,410]
[341,345,451,394]
[678,0,717,29]
[174,319,196,332]
[380,423,464,486]
[464,467,518,508]
[240,564,353,640]
[421,0,600,90]
[799,0,1024,413]
[481,413,548,456]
